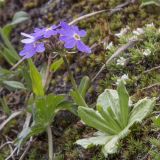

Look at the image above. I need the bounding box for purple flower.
[43,25,58,38]
[19,42,45,59]
[59,22,91,54]
[21,28,44,44]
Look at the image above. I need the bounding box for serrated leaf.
[3,80,26,90]
[102,127,130,157]
[28,59,44,96]
[76,132,112,149]
[50,58,63,72]
[31,94,65,135]
[128,98,155,127]
[76,87,155,157]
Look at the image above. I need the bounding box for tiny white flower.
[143,49,151,56]
[106,41,113,50]
[116,74,129,85]
[146,23,155,28]
[116,57,126,66]
[133,28,144,36]
[115,26,130,38]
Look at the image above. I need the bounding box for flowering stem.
[61,54,88,107]
[47,126,54,160]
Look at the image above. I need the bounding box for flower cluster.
[20,22,91,59]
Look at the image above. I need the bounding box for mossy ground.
[0,0,160,159]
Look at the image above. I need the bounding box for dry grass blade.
[0,110,23,131]
[92,39,140,82]
[69,0,132,25]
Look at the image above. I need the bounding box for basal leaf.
[78,106,118,135]
[102,127,130,157]
[97,89,120,123]
[128,97,155,127]
[97,105,122,132]
[117,81,129,128]
[76,132,112,149]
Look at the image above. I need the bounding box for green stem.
[61,54,88,107]
[47,126,53,160]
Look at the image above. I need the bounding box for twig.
[0,110,23,131]
[19,137,33,160]
[5,136,15,160]
[0,141,13,150]
[5,147,18,160]
[92,39,140,82]
[140,83,160,91]
[69,10,107,25]
[108,0,131,16]
[143,65,160,74]
[69,0,132,25]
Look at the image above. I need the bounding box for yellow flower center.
[73,33,80,40]
[46,27,52,31]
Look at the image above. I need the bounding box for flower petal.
[21,38,35,44]
[21,32,33,38]
[64,38,76,49]
[19,47,36,59]
[77,40,91,54]
[44,30,57,38]
[78,30,86,37]
[59,36,70,42]
[36,43,45,52]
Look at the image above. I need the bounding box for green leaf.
[76,132,112,149]
[78,106,118,135]
[31,94,65,135]
[0,44,19,65]
[78,76,90,98]
[50,58,63,72]
[97,89,120,124]
[97,105,122,132]
[76,86,155,157]
[117,81,129,127]
[10,11,29,26]
[152,115,160,128]
[3,80,26,90]
[28,59,44,96]
[102,127,130,157]
[0,97,11,115]
[128,98,155,127]
[0,28,20,64]
[2,25,13,38]
[57,100,77,115]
